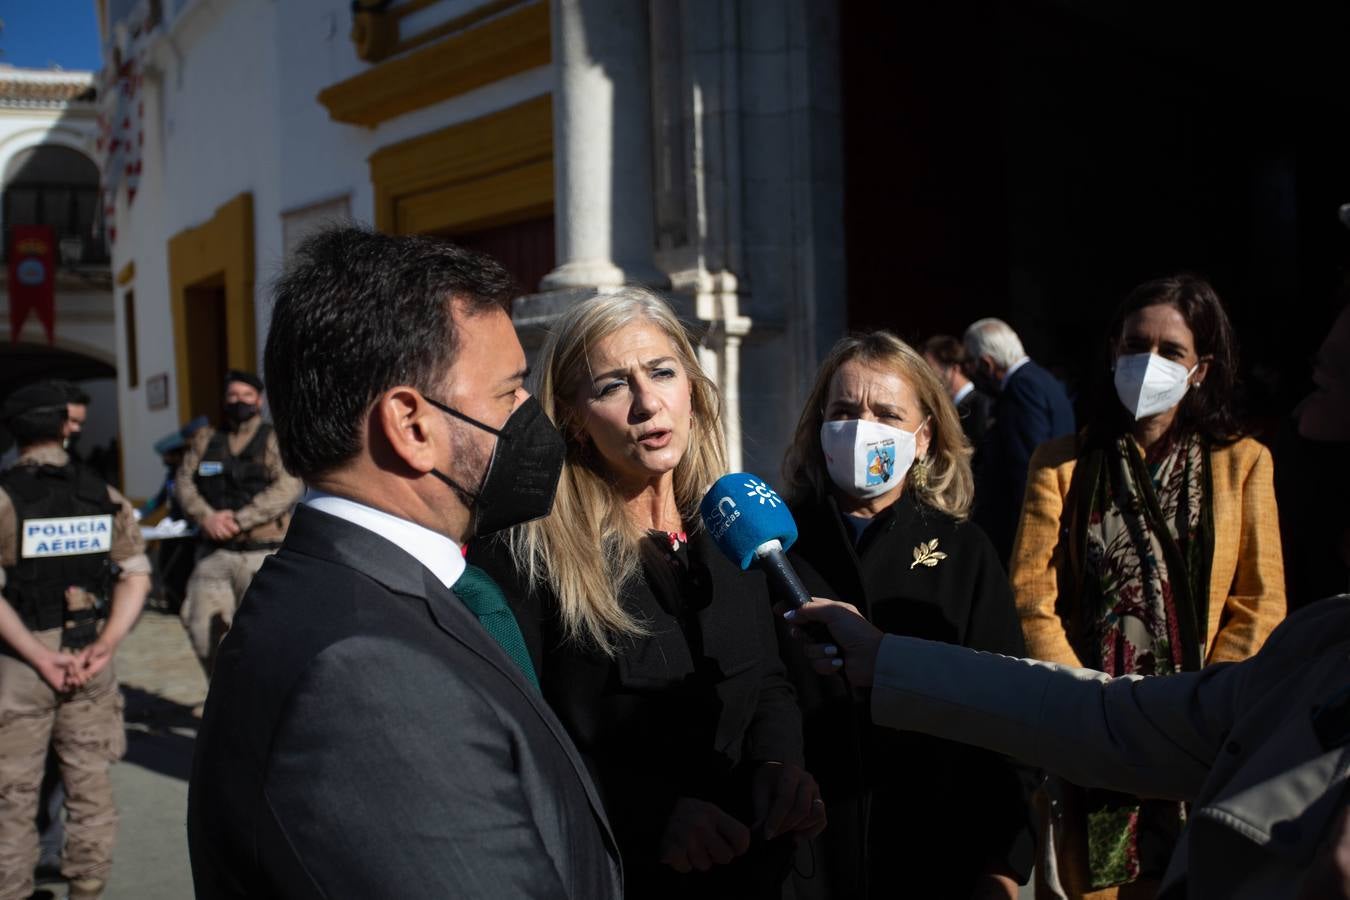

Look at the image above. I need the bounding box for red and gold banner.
[8,224,56,343]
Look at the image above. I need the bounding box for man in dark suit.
[963,318,1076,564]
[921,334,994,447]
[187,228,622,898]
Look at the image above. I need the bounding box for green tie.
[452,564,540,690]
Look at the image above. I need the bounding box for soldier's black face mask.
[224,401,259,425]
[424,395,565,537]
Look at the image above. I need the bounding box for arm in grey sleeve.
[263,637,568,899]
[870,635,1245,802]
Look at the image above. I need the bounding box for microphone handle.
[756,545,840,656]
[757,545,812,609]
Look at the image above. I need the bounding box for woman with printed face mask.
[778,331,1034,900]
[469,287,824,900]
[1010,274,1286,900]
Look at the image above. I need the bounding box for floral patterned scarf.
[1075,433,1213,888]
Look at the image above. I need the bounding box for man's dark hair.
[8,407,67,447]
[1085,273,1243,448]
[264,227,517,482]
[51,379,91,406]
[920,334,966,368]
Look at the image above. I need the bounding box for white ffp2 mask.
[1113,352,1198,420]
[819,418,923,499]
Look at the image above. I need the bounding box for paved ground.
[105,607,205,900]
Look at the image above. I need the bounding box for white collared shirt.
[953,382,975,405]
[303,489,465,589]
[1000,357,1031,391]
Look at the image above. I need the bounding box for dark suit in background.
[974,360,1075,563]
[955,385,995,448]
[188,505,622,899]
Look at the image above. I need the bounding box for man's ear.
[374,387,442,474]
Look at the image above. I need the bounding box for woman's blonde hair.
[506,286,728,655]
[782,331,974,519]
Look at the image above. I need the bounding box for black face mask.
[224,401,259,425]
[425,394,566,537]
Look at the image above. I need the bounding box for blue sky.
[0,0,102,72]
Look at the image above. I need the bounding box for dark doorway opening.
[443,215,556,296]
[182,277,228,424]
[839,1,1350,423]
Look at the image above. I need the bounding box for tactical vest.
[194,423,273,512]
[1,463,118,636]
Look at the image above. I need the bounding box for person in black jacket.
[778,331,1035,899]
[473,286,824,899]
[188,228,622,898]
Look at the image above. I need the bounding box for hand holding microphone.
[696,471,884,686]
[783,600,883,688]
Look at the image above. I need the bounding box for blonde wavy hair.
[506,287,728,656]
[782,331,974,519]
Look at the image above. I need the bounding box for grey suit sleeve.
[262,636,568,899]
[870,635,1246,802]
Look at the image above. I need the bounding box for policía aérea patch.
[21,515,114,558]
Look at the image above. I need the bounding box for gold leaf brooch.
[910,538,948,569]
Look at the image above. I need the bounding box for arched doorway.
[2,144,108,265]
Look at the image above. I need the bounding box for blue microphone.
[699,473,813,610]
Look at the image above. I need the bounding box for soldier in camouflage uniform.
[0,383,150,900]
[175,370,300,675]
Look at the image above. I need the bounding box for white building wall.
[157,0,285,347]
[111,0,287,498]
[0,88,121,469]
[105,0,847,496]
[110,0,554,497]
[272,0,553,238]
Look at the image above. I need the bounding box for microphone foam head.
[699,473,798,570]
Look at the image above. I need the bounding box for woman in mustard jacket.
[1009,274,1286,900]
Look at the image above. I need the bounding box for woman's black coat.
[472,528,804,898]
[780,490,1036,899]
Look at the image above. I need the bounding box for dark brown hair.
[920,334,966,368]
[1085,273,1243,447]
[265,226,515,481]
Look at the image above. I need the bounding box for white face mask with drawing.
[1113,352,1198,420]
[819,418,925,500]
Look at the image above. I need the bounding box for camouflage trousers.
[0,629,125,900]
[181,547,273,675]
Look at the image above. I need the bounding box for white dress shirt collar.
[1000,356,1032,391]
[953,382,975,405]
[303,489,465,589]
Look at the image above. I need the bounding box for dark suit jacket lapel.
[282,506,621,858]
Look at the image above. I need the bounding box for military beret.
[1,382,70,421]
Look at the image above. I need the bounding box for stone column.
[540,0,667,290]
